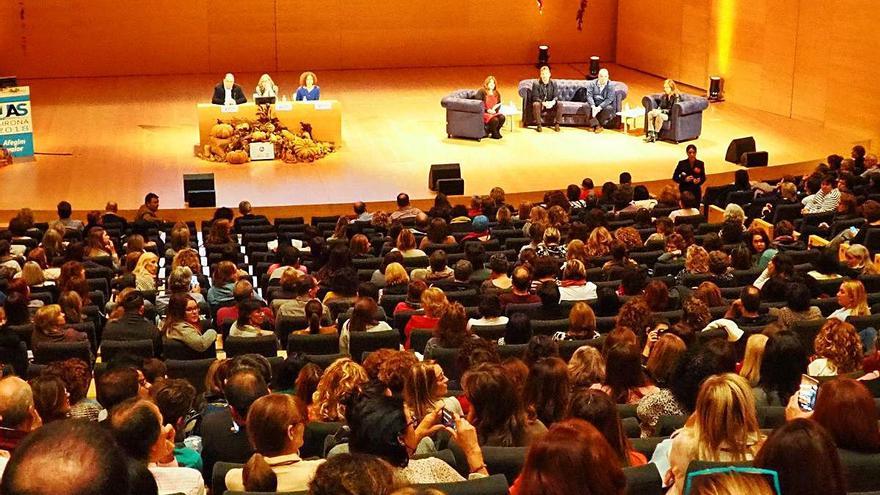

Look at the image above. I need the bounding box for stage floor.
[0,64,864,213]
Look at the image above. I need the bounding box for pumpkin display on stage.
[197,105,335,164]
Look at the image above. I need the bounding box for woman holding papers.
[477,75,505,140]
[255,74,279,98]
[294,71,321,101]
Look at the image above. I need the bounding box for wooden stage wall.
[0,0,617,78]
[616,0,880,146]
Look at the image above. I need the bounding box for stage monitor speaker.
[183,173,216,208]
[725,137,756,164]
[428,163,461,191]
[437,178,464,196]
[741,151,769,168]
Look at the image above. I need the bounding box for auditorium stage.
[0,64,866,219]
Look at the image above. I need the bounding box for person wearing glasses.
[162,293,217,352]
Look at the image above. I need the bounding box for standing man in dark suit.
[673,144,707,202]
[586,68,616,133]
[212,73,247,106]
[529,66,562,132]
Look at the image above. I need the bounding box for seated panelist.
[645,78,681,143]
[254,73,278,98]
[529,65,562,133]
[478,75,505,140]
[586,68,615,133]
[212,73,247,106]
[294,71,320,101]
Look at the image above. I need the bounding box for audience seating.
[348,330,400,364]
[623,463,664,495]
[301,421,343,459]
[33,341,92,366]
[840,449,880,492]
[409,328,434,354]
[163,340,217,360]
[99,339,154,362]
[414,474,509,495]
[224,335,279,358]
[305,353,346,369]
[165,358,215,394]
[287,333,339,356]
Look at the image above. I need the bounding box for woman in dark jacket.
[645,79,681,143]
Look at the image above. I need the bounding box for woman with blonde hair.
[40,228,65,263]
[739,334,769,386]
[645,79,681,143]
[666,373,764,495]
[309,357,368,422]
[254,73,278,98]
[586,226,613,257]
[403,360,463,424]
[381,262,410,297]
[295,71,320,101]
[568,346,605,389]
[522,206,549,237]
[31,304,87,349]
[20,261,50,288]
[682,245,710,275]
[809,319,863,376]
[131,252,159,291]
[829,279,870,321]
[226,394,324,492]
[566,302,598,340]
[477,75,505,139]
[844,244,880,275]
[403,287,448,349]
[58,290,84,324]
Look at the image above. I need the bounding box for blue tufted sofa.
[440,89,487,140]
[517,79,628,128]
[642,93,709,143]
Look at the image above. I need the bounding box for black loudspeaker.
[741,151,769,167]
[183,173,216,208]
[428,163,461,191]
[437,178,465,195]
[725,137,756,164]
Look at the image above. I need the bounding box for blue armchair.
[642,93,709,143]
[441,89,486,140]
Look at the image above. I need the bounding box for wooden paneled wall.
[616,0,880,143]
[0,0,619,78]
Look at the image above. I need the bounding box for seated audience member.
[204,219,238,251]
[404,360,463,424]
[309,358,368,422]
[225,394,324,492]
[499,313,532,346]
[201,367,270,481]
[233,200,267,232]
[28,374,69,424]
[829,278,871,321]
[134,192,164,224]
[419,217,456,249]
[0,420,133,495]
[562,302,599,340]
[339,297,392,356]
[307,453,397,495]
[424,302,477,357]
[381,262,410,297]
[468,293,508,330]
[722,285,775,327]
[156,266,205,316]
[532,281,567,320]
[568,388,647,467]
[480,253,512,293]
[132,252,160,291]
[207,261,240,308]
[637,339,737,437]
[103,290,162,350]
[753,419,846,495]
[499,265,540,308]
[344,389,488,484]
[461,215,491,243]
[55,200,83,232]
[229,299,274,337]
[268,246,306,280]
[292,299,338,335]
[524,357,570,427]
[0,376,42,452]
[802,378,880,453]
[754,252,800,301]
[513,419,626,495]
[536,227,565,258]
[162,293,218,353]
[461,363,548,447]
[392,280,427,315]
[752,331,808,407]
[391,228,426,258]
[808,319,863,376]
[802,174,841,214]
[559,259,597,301]
[766,283,822,331]
[108,398,204,495]
[844,244,880,275]
[403,287,448,348]
[277,275,331,324]
[294,71,320,101]
[643,331,686,388]
[665,374,765,495]
[567,346,606,389]
[150,379,201,470]
[668,191,700,221]
[389,193,423,222]
[592,342,658,404]
[95,366,145,418]
[44,358,101,421]
[212,73,247,105]
[85,227,119,267]
[31,304,87,348]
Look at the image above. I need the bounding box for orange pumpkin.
[211,123,234,139]
[226,150,249,164]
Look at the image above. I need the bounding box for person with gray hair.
[0,376,42,452]
[155,266,205,316]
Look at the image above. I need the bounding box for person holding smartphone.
[478,75,505,140]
